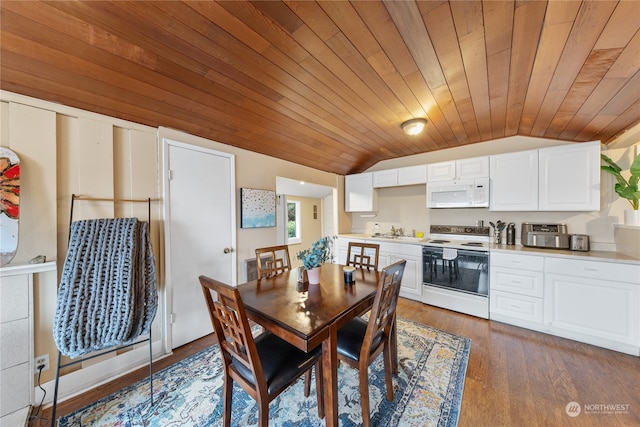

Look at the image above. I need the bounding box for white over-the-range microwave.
[426,178,489,208]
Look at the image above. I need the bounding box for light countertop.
[490,244,640,264]
[338,234,640,265]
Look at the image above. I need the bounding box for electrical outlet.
[34,354,49,373]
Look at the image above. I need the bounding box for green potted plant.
[297,236,335,284]
[601,152,640,225]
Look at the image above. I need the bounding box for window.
[287,200,301,244]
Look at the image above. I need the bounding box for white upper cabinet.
[373,169,398,187]
[427,160,456,181]
[345,172,377,212]
[398,165,427,185]
[457,156,490,179]
[538,141,600,211]
[490,149,539,211]
[373,165,426,188]
[490,142,600,212]
[427,156,489,182]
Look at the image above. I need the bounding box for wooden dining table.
[238,262,380,427]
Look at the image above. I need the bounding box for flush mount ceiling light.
[401,118,428,135]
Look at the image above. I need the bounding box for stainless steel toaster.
[521,223,570,249]
[569,234,590,251]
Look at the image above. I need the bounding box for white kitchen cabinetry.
[1,261,56,426]
[538,141,600,211]
[490,149,539,211]
[337,237,422,301]
[373,169,397,188]
[427,156,489,182]
[427,160,455,182]
[378,242,422,301]
[457,156,490,179]
[490,141,600,212]
[373,165,426,188]
[490,252,545,328]
[544,257,640,356]
[394,244,422,301]
[345,172,377,212]
[398,165,427,186]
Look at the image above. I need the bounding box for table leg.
[322,324,339,427]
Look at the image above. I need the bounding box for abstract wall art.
[240,188,276,228]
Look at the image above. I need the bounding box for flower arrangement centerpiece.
[296,236,335,284]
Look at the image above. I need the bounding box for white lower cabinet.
[378,242,422,301]
[491,292,544,325]
[336,237,422,301]
[490,252,545,328]
[490,251,640,356]
[544,257,640,356]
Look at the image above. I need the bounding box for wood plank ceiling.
[1,1,639,175]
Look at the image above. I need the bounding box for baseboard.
[33,340,168,408]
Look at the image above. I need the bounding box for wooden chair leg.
[304,369,312,397]
[315,361,325,419]
[359,367,371,427]
[383,346,395,401]
[222,374,233,427]
[258,398,269,427]
[390,319,398,375]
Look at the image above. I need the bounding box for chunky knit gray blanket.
[53,218,158,358]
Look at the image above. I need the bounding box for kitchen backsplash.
[350,185,621,252]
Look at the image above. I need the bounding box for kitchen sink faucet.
[390,226,403,237]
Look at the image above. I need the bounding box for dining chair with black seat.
[254,244,315,387]
[255,245,291,278]
[199,275,324,427]
[346,242,380,271]
[336,259,406,427]
[255,244,317,395]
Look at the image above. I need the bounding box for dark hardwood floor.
[30,298,640,426]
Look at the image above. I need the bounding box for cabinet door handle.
[223,247,233,254]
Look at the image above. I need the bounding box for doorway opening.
[275,177,336,269]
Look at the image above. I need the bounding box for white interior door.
[164,138,236,349]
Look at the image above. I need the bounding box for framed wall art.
[240,188,276,229]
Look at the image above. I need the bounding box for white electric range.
[421,225,490,318]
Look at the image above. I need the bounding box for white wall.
[0,90,338,402]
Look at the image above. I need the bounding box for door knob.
[223,247,232,254]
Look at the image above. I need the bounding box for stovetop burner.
[425,225,491,252]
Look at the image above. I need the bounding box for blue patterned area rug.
[58,318,470,427]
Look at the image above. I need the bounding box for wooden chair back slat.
[255,245,292,278]
[346,242,380,271]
